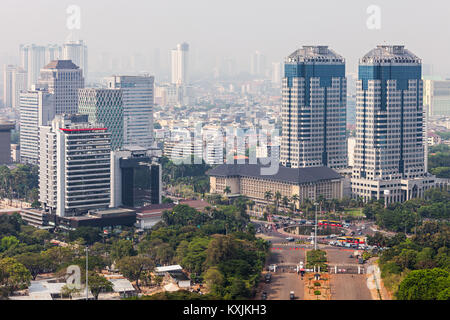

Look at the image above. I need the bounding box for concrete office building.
[38,60,84,115]
[39,114,111,217]
[106,75,154,149]
[78,88,124,150]
[280,46,347,170]
[351,45,435,203]
[111,146,162,208]
[0,118,15,165]
[19,88,55,164]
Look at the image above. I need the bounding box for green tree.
[396,268,450,300]
[14,252,48,280]
[87,272,113,300]
[0,257,31,296]
[111,239,135,261]
[117,255,154,290]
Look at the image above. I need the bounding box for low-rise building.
[208,163,343,215]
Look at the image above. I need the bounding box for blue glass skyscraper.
[280,46,347,170]
[352,45,435,203]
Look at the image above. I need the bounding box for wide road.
[256,244,305,300]
[325,247,373,300]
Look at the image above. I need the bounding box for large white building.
[105,75,154,149]
[39,114,111,217]
[63,40,88,82]
[19,88,55,164]
[171,43,189,85]
[351,45,435,204]
[38,60,84,115]
[280,45,347,170]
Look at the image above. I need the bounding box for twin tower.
[280,45,434,204]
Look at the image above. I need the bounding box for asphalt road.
[329,274,372,300]
[256,244,305,300]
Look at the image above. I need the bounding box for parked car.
[261,292,267,300]
[265,273,272,283]
[290,291,295,300]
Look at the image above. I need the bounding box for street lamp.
[313,202,319,250]
[85,246,89,300]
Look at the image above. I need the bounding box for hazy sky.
[1,0,449,75]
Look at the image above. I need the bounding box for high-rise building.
[0,118,15,165]
[38,60,84,114]
[19,88,55,164]
[271,62,282,87]
[78,88,124,150]
[105,75,154,149]
[250,51,266,77]
[45,45,62,64]
[39,114,111,217]
[280,45,347,170]
[171,43,189,85]
[3,65,28,110]
[111,146,162,208]
[424,79,450,117]
[3,65,15,108]
[63,40,88,81]
[19,44,46,89]
[351,45,435,204]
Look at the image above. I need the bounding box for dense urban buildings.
[280,45,348,170]
[78,88,124,150]
[351,45,435,203]
[106,75,154,149]
[208,163,343,214]
[19,87,55,164]
[39,114,111,217]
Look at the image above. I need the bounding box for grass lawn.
[343,208,365,218]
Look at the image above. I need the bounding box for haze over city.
[1,0,450,77]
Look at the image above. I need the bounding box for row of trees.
[363,188,450,233]
[0,165,39,205]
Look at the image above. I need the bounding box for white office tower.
[63,40,88,81]
[38,60,84,114]
[171,43,189,85]
[351,45,435,204]
[19,88,55,164]
[280,45,347,170]
[106,75,154,149]
[39,114,111,217]
[203,128,224,165]
[19,44,46,89]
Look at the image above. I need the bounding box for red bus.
[318,220,343,227]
